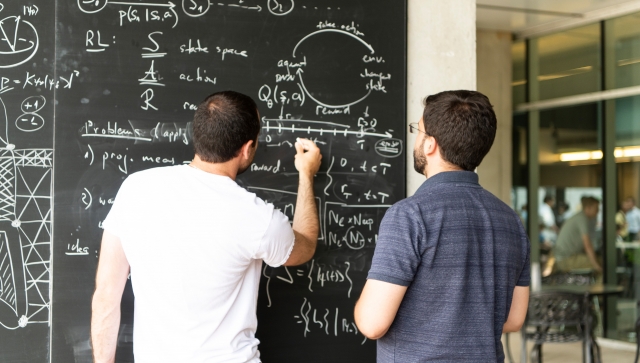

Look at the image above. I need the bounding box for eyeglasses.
[409,123,429,136]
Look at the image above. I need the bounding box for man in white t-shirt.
[624,197,640,241]
[91,91,322,363]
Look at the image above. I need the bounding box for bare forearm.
[502,286,529,333]
[287,138,321,266]
[91,293,121,363]
[582,236,601,270]
[92,231,129,362]
[503,321,521,333]
[354,280,407,339]
[293,175,319,242]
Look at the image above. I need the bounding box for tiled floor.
[502,333,637,363]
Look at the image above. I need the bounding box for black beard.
[413,140,427,175]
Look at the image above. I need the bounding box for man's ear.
[240,140,255,160]
[423,135,437,156]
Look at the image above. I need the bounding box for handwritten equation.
[13,0,407,360]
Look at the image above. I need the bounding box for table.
[535,284,624,363]
[616,241,640,250]
[540,284,624,296]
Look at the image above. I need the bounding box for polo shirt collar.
[416,170,479,194]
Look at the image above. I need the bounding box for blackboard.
[0,1,406,362]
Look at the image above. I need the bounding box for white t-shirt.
[539,203,557,243]
[627,206,640,234]
[539,203,556,228]
[103,165,295,363]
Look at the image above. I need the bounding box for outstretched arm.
[91,230,130,363]
[284,138,322,266]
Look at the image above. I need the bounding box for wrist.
[298,173,314,184]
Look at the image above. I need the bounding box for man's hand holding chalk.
[294,138,322,177]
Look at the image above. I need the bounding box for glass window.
[537,103,603,278]
[609,12,640,89]
[512,13,640,343]
[512,41,526,108]
[614,95,640,341]
[535,23,601,100]
[512,113,528,227]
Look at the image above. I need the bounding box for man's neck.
[424,161,463,179]
[190,155,239,180]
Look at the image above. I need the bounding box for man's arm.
[582,234,602,272]
[354,279,408,339]
[283,138,322,266]
[91,230,130,363]
[503,286,529,333]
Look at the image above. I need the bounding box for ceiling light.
[560,147,640,162]
[560,151,599,162]
[619,146,640,157]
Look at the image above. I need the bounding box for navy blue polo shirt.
[368,171,530,363]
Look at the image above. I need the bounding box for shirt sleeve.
[254,209,295,267]
[367,203,422,286]
[102,177,135,239]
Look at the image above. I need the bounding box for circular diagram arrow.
[296,68,372,109]
[292,30,375,108]
[292,29,374,58]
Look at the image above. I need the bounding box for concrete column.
[476,30,513,204]
[406,0,477,196]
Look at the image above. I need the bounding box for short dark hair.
[582,196,600,209]
[193,91,260,163]
[421,90,497,171]
[544,195,554,203]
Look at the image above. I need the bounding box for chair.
[523,291,595,363]
[542,270,604,337]
[541,271,593,286]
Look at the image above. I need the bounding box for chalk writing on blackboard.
[0,96,53,330]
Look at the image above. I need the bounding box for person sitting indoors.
[624,196,640,241]
[616,203,629,242]
[553,196,601,274]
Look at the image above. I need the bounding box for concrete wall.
[406,0,477,196]
[476,30,513,204]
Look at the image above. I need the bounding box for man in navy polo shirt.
[355,90,530,362]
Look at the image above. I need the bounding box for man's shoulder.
[568,211,587,222]
[403,182,521,220]
[384,195,424,221]
[562,212,587,230]
[469,187,524,222]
